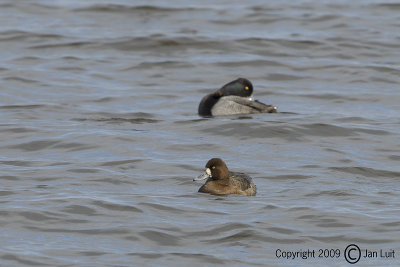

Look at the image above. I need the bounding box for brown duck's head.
[194,158,229,181]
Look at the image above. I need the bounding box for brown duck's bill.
[193,168,211,181]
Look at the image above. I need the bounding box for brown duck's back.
[229,172,257,196]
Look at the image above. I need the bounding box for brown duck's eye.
[244,86,249,91]
[211,166,216,169]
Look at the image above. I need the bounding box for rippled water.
[1,1,400,266]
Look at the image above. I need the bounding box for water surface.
[1,1,400,266]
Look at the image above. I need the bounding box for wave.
[0,30,65,42]
[201,121,392,141]
[74,4,206,13]
[330,166,400,178]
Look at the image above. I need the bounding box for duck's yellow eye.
[212,166,215,169]
[244,86,249,91]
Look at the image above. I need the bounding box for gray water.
[1,1,400,266]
